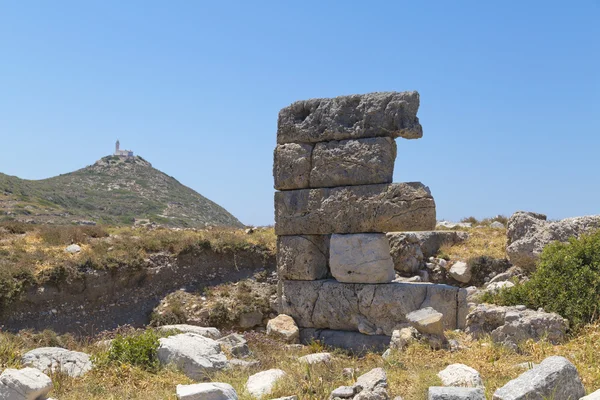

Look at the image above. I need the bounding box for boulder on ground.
[493,356,584,400]
[390,327,420,351]
[217,333,251,358]
[581,389,600,399]
[506,211,600,270]
[406,307,444,337]
[65,244,81,253]
[331,368,389,400]
[329,233,395,284]
[277,91,423,144]
[245,369,286,398]
[0,367,53,400]
[449,261,472,284]
[157,325,221,339]
[21,347,93,377]
[466,304,568,349]
[176,382,238,400]
[267,315,300,344]
[437,364,484,388]
[428,386,485,399]
[298,352,331,365]
[157,333,228,380]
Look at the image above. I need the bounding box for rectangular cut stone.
[273,143,313,190]
[280,280,466,336]
[274,182,436,235]
[277,91,422,144]
[277,235,329,280]
[310,137,396,187]
[329,233,394,283]
[300,329,390,354]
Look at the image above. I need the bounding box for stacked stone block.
[274,92,465,341]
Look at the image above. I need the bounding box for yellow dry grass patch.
[440,227,507,261]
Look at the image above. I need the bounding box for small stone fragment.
[406,307,445,336]
[437,364,484,388]
[267,315,300,344]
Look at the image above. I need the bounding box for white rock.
[0,368,53,400]
[449,261,472,283]
[157,325,221,339]
[485,281,515,293]
[581,389,600,399]
[329,233,395,283]
[298,352,331,365]
[157,333,228,380]
[176,382,238,400]
[490,221,505,229]
[493,356,585,399]
[428,386,485,399]
[266,315,299,344]
[246,369,286,398]
[406,307,444,336]
[437,364,484,388]
[65,244,81,253]
[22,347,93,377]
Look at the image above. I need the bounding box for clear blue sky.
[1,1,598,226]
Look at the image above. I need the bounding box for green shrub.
[102,330,160,372]
[487,230,600,330]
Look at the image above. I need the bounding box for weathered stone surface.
[275,183,436,235]
[277,235,329,280]
[466,304,568,349]
[428,387,485,400]
[448,262,472,284]
[157,333,228,380]
[239,310,264,329]
[273,143,313,190]
[437,364,484,388]
[157,325,221,339]
[493,356,584,400]
[298,352,332,365]
[390,327,419,351]
[267,314,300,344]
[387,233,423,275]
[217,333,251,358]
[354,368,389,400]
[406,307,444,336]
[581,389,600,399]
[65,244,81,254]
[22,347,93,377]
[246,369,286,398]
[310,137,396,188]
[331,385,356,398]
[281,280,466,336]
[176,382,238,400]
[387,231,469,260]
[506,211,600,270]
[300,329,390,354]
[330,234,395,283]
[277,91,422,144]
[0,367,53,400]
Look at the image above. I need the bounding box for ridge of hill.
[0,155,244,228]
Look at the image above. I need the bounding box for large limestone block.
[493,356,584,400]
[176,382,238,400]
[277,235,329,280]
[21,347,93,377]
[300,329,390,354]
[506,211,600,270]
[157,333,228,380]
[245,369,287,398]
[280,280,466,336]
[273,143,313,190]
[277,91,422,144]
[330,233,395,283]
[428,387,485,400]
[0,368,53,400]
[275,182,436,235]
[310,137,396,187]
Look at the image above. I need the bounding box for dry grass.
[3,326,600,399]
[439,227,507,261]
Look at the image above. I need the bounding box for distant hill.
[0,155,244,228]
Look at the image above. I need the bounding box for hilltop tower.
[114,140,134,157]
[115,140,120,154]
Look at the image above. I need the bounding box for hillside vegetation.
[0,155,243,228]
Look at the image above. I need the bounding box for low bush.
[101,330,160,372]
[485,230,600,330]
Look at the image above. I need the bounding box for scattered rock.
[329,233,395,283]
[436,221,472,229]
[157,325,221,339]
[437,364,484,388]
[271,397,298,400]
[65,244,81,254]
[239,310,264,329]
[506,211,600,270]
[493,356,585,400]
[21,347,93,377]
[228,359,260,369]
[484,281,515,294]
[330,385,356,398]
[449,261,472,284]
[390,327,419,351]
[407,307,445,337]
[298,352,332,365]
[490,221,505,229]
[157,333,228,380]
[217,333,251,358]
[428,386,485,399]
[245,369,287,398]
[581,389,600,399]
[267,315,300,344]
[466,304,568,349]
[176,382,238,400]
[354,368,389,399]
[0,367,53,400]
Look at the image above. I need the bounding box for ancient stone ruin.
[273,91,467,348]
